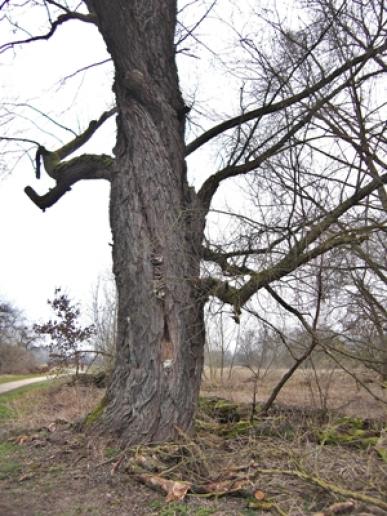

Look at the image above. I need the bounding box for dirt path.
[0,376,50,395]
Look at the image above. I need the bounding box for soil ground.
[0,370,386,515]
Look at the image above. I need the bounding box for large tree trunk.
[92,1,205,443]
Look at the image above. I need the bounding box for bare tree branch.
[60,58,112,85]
[25,153,113,211]
[201,173,386,308]
[21,106,116,210]
[0,9,97,53]
[36,107,116,179]
[185,41,387,156]
[197,73,358,210]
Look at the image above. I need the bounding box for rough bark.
[92,0,205,443]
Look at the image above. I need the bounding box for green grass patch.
[0,441,22,480]
[0,373,44,385]
[148,500,215,515]
[104,446,120,459]
[0,380,56,422]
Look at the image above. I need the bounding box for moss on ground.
[104,446,120,459]
[0,441,21,480]
[317,416,386,461]
[84,396,107,426]
[218,419,254,438]
[148,500,216,515]
[198,396,242,423]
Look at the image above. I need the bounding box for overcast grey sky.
[0,1,298,322]
[0,15,115,320]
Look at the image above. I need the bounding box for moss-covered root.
[317,417,383,450]
[83,396,107,427]
[375,430,387,463]
[198,397,241,423]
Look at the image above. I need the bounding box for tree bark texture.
[92,1,205,443]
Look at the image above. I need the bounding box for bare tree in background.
[0,299,37,350]
[0,301,24,347]
[0,0,385,443]
[0,298,39,373]
[204,301,241,382]
[238,327,279,420]
[336,247,387,382]
[90,273,117,371]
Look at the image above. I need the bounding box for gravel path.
[0,376,50,395]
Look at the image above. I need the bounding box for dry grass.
[0,376,386,515]
[120,398,387,514]
[202,366,387,420]
[5,380,104,430]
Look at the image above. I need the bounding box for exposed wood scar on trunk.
[161,318,173,371]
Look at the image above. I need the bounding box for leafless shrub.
[0,343,38,374]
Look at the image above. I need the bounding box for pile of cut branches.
[117,399,387,514]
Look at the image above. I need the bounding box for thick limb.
[25,108,116,210]
[201,173,387,308]
[25,154,113,211]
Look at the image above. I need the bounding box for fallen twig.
[249,466,387,512]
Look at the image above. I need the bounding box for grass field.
[0,378,101,429]
[0,380,55,423]
[202,366,386,420]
